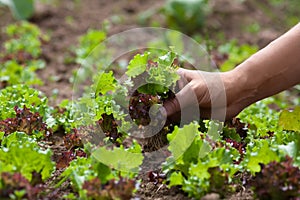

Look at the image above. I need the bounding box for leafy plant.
[0,85,49,121]
[0,60,44,87]
[0,22,47,88]
[241,139,281,173]
[162,0,209,35]
[0,132,55,182]
[54,50,182,198]
[0,172,42,200]
[279,106,300,131]
[92,140,144,173]
[0,19,299,200]
[57,156,137,200]
[251,156,300,200]
[56,149,87,170]
[160,97,300,199]
[82,177,136,200]
[3,21,48,58]
[73,51,179,146]
[76,29,107,63]
[48,99,78,133]
[73,29,108,83]
[217,40,258,72]
[163,122,240,198]
[0,105,49,137]
[237,98,282,138]
[0,0,34,20]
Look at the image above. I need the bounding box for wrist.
[222,65,257,110]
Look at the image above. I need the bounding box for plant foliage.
[0,0,34,20]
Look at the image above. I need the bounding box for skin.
[164,22,300,121]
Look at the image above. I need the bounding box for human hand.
[163,68,247,121]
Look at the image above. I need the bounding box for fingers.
[176,68,206,90]
[164,68,240,122]
[166,110,181,125]
[175,68,190,92]
[164,81,199,116]
[164,69,191,116]
[163,96,180,117]
[177,68,198,83]
[165,68,202,116]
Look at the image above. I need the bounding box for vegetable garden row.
[0,21,299,200]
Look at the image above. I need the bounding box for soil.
[0,0,295,199]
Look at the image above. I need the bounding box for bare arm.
[229,22,300,110]
[164,23,300,120]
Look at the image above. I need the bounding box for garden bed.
[0,1,299,199]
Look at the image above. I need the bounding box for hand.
[163,68,247,121]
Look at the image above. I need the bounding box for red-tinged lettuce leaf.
[223,118,249,141]
[128,91,162,126]
[82,177,136,200]
[0,106,49,137]
[63,129,84,150]
[97,113,121,143]
[82,177,103,198]
[104,178,136,200]
[251,156,300,200]
[0,172,42,200]
[56,150,87,170]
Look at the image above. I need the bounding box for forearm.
[230,23,300,107]
[165,23,300,119]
